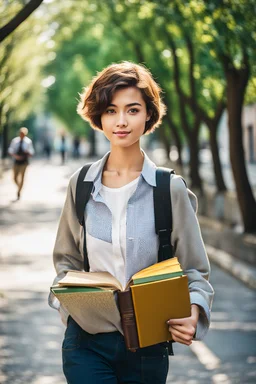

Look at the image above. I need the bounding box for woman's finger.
[168,326,194,345]
[170,332,192,346]
[169,324,195,337]
[168,324,186,332]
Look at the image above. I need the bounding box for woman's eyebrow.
[108,102,142,107]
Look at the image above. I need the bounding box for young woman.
[49,62,214,384]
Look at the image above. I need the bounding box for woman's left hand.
[167,304,200,346]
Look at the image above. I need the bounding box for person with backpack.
[8,127,35,200]
[49,62,214,384]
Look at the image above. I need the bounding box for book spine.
[117,290,139,350]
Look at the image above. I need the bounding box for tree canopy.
[1,0,256,230]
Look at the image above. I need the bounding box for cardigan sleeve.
[48,169,84,320]
[170,175,214,340]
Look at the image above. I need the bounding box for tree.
[164,28,203,191]
[108,0,227,191]
[153,1,227,192]
[0,0,44,43]
[44,2,138,152]
[201,0,256,232]
[0,0,55,157]
[100,1,185,167]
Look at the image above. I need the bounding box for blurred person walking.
[60,134,67,164]
[43,136,52,159]
[72,136,80,159]
[8,127,34,200]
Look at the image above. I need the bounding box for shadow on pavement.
[0,290,65,384]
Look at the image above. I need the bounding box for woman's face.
[101,87,150,148]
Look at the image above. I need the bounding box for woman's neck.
[106,145,144,174]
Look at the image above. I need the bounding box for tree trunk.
[208,122,227,192]
[176,142,183,168]
[188,131,203,191]
[134,43,145,64]
[0,0,44,43]
[158,125,170,159]
[226,64,256,233]
[88,129,96,157]
[165,114,183,167]
[1,121,9,159]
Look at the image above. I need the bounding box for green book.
[133,271,183,285]
[50,286,104,294]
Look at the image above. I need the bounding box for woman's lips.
[114,131,130,138]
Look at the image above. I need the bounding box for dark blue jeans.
[62,317,169,384]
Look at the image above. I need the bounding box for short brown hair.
[77,62,166,134]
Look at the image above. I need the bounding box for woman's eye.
[105,109,115,114]
[129,108,139,114]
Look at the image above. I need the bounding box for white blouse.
[86,177,140,289]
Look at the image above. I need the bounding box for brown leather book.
[117,290,139,350]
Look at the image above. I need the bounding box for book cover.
[131,275,191,348]
[51,287,121,333]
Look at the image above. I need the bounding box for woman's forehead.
[110,87,145,105]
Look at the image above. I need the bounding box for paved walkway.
[0,159,68,383]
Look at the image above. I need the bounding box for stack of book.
[51,257,191,350]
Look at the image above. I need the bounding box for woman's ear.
[146,111,152,121]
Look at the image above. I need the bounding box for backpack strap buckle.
[158,228,171,240]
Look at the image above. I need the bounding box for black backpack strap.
[153,167,175,262]
[75,163,94,271]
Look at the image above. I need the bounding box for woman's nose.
[116,112,128,127]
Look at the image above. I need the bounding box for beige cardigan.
[49,152,214,339]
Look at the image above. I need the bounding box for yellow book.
[130,275,191,348]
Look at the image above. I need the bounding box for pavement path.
[0,158,255,384]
